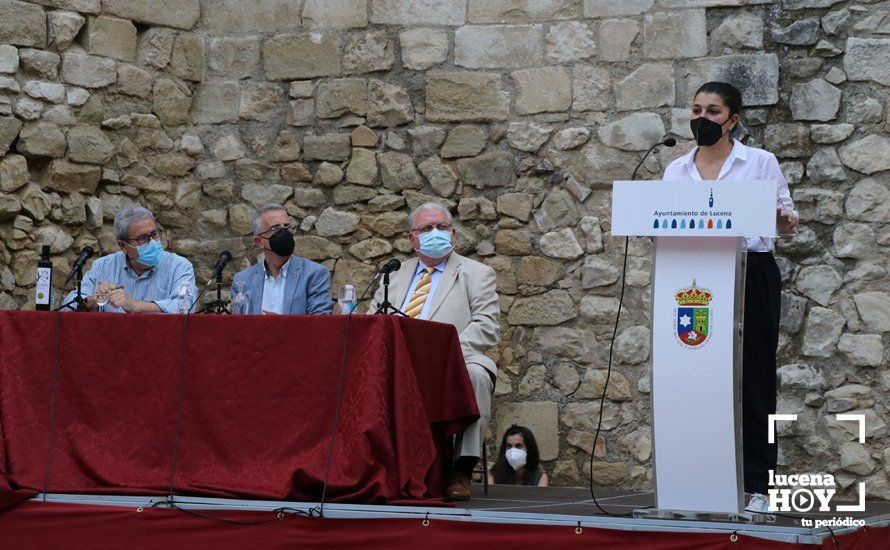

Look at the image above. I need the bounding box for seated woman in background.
[488,425,549,487]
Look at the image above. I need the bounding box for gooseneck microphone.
[64,246,94,285]
[630,138,677,181]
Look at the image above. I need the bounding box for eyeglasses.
[258,223,298,239]
[127,229,163,246]
[410,222,453,235]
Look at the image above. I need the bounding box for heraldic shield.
[674,279,713,348]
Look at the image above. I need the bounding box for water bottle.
[177,282,194,314]
[35,245,52,311]
[231,281,250,315]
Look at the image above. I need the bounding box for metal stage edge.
[31,492,890,546]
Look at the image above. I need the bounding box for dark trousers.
[742,252,782,494]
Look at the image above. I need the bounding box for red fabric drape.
[2,500,860,549]
[0,311,478,508]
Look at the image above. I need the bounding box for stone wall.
[1,0,889,496]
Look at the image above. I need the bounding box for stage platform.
[32,484,890,546]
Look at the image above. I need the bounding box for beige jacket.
[368,253,500,377]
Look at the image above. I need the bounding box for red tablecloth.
[0,311,478,509]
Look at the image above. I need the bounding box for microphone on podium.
[631,138,677,181]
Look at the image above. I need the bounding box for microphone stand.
[55,264,86,311]
[200,268,230,314]
[373,270,407,316]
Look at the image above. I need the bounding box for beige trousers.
[456,363,493,458]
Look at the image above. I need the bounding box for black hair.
[491,425,541,484]
[694,81,743,117]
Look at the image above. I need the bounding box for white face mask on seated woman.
[505,447,527,470]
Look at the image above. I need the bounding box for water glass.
[231,281,250,315]
[338,284,357,314]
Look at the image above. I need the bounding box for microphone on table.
[352,258,402,315]
[630,137,676,181]
[64,246,94,286]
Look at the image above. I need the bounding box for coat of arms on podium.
[674,279,713,348]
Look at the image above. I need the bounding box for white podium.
[611,180,777,516]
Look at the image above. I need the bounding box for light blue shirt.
[63,251,196,313]
[261,257,291,315]
[400,259,446,319]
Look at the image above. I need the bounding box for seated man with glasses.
[368,202,500,501]
[63,205,197,313]
[230,204,332,315]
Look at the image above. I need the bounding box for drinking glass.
[338,284,357,314]
[231,281,250,315]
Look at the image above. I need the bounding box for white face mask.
[505,447,527,470]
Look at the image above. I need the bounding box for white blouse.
[662,139,797,252]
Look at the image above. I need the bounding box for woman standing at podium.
[662,81,798,514]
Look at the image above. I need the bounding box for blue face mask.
[135,239,163,267]
[418,229,453,259]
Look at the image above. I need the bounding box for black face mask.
[690,117,730,147]
[268,229,295,257]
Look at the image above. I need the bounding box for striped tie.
[405,266,435,319]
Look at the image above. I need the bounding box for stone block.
[168,32,204,82]
[801,306,844,357]
[643,10,707,59]
[103,0,200,30]
[494,229,532,255]
[378,151,422,190]
[399,28,449,70]
[425,72,509,122]
[152,77,193,127]
[583,0,652,17]
[853,292,890,333]
[678,53,779,106]
[48,159,101,193]
[370,0,466,26]
[207,37,261,80]
[0,0,46,48]
[239,82,284,122]
[211,134,245,161]
[507,122,552,152]
[712,12,763,50]
[845,179,890,223]
[315,78,368,118]
[546,21,596,63]
[67,125,114,164]
[615,63,673,111]
[791,79,841,122]
[418,156,457,197]
[0,154,28,193]
[513,67,571,114]
[18,48,60,80]
[0,116,23,155]
[0,45,17,74]
[805,147,845,182]
[116,64,153,99]
[316,207,360,237]
[573,65,611,111]
[597,19,639,63]
[22,81,65,103]
[47,11,84,52]
[838,135,890,175]
[494,401,559,460]
[507,289,575,325]
[343,30,394,74]
[302,0,368,29]
[60,53,117,88]
[457,150,514,188]
[303,133,351,162]
[16,122,66,158]
[367,80,414,128]
[772,19,821,46]
[288,99,314,127]
[455,25,543,69]
[470,0,577,23]
[26,0,99,12]
[346,148,377,184]
[84,16,136,62]
[838,334,884,367]
[442,125,487,158]
[191,81,240,124]
[599,113,666,152]
[539,228,583,260]
[764,123,809,158]
[844,37,890,86]
[138,28,175,69]
[264,33,340,80]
